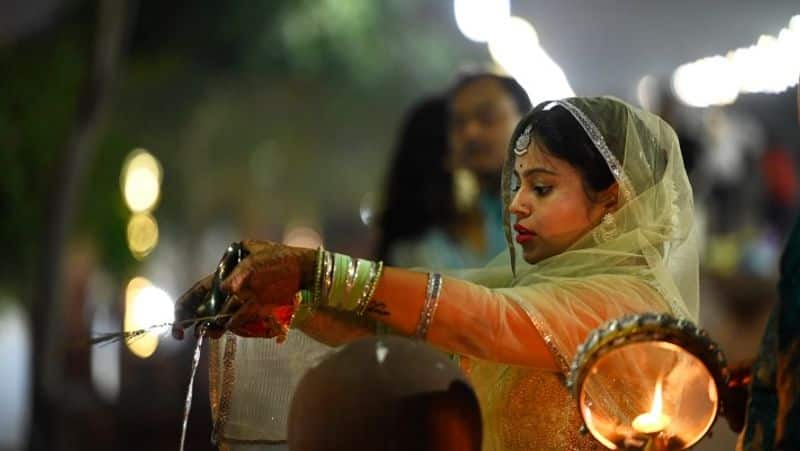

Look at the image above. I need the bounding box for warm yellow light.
[632,379,671,434]
[127,212,159,259]
[121,149,162,213]
[124,277,174,359]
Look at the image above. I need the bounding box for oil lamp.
[566,313,729,450]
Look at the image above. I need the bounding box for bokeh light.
[282,225,323,249]
[126,212,159,260]
[487,16,574,105]
[123,277,174,359]
[121,149,162,213]
[672,56,739,108]
[359,192,375,226]
[453,0,510,43]
[636,74,658,111]
[673,15,800,107]
[487,15,539,65]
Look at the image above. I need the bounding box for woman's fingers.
[220,256,254,295]
[240,239,277,254]
[172,274,214,340]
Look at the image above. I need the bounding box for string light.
[673,15,800,107]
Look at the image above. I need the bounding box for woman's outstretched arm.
[354,267,558,369]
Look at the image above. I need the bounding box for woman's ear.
[597,183,620,212]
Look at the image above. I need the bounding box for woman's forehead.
[514,142,565,173]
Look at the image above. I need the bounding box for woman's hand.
[173,239,317,339]
[172,273,214,339]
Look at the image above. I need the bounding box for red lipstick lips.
[514,223,535,244]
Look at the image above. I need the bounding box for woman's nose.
[508,189,529,218]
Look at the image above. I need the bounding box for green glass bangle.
[328,253,352,309]
[341,259,374,311]
[326,253,381,313]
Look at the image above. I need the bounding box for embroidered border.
[212,333,238,445]
[553,100,635,202]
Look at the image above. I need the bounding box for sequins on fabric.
[526,310,570,374]
[208,336,220,424]
[213,333,238,445]
[498,370,604,450]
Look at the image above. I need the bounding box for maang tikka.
[514,125,532,156]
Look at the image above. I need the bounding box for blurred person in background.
[375,96,460,267]
[376,71,531,269]
[444,71,532,265]
[760,135,798,237]
[176,96,698,450]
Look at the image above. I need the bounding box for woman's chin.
[520,244,560,265]
[520,248,542,265]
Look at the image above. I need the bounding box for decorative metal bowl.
[566,313,729,450]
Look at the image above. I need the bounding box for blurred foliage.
[0,24,88,297]
[0,0,480,300]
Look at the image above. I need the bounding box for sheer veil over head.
[501,96,698,317]
[466,96,700,370]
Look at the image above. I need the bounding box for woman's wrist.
[296,246,319,289]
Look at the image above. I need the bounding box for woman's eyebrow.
[518,167,558,178]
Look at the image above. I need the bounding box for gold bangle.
[357,261,383,315]
[311,246,325,306]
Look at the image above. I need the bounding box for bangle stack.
[290,248,384,329]
[414,273,443,340]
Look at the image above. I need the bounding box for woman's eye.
[533,185,552,196]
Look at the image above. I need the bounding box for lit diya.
[566,313,729,450]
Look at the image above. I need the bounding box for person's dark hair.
[376,96,456,262]
[448,72,532,115]
[527,105,615,197]
[288,336,482,451]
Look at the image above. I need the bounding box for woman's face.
[509,140,615,264]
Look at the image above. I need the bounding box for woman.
[374,95,467,268]
[175,96,698,450]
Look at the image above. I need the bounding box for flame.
[632,378,671,434]
[649,379,664,417]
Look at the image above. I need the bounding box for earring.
[599,212,619,242]
[453,168,479,214]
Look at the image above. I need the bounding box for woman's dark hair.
[376,96,457,262]
[526,105,615,196]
